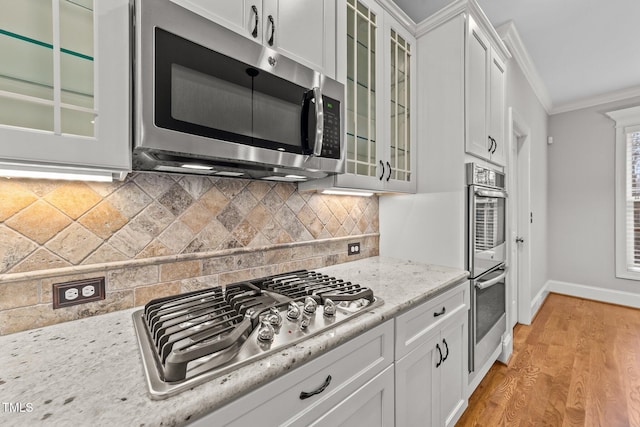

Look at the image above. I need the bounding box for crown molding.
[415,0,510,62]
[605,104,640,126]
[552,85,640,115]
[415,0,468,37]
[496,21,552,114]
[376,0,416,33]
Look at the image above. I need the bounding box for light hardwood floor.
[456,293,640,427]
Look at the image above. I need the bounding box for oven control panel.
[467,163,505,189]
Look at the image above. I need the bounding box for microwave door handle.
[475,271,507,290]
[312,87,324,157]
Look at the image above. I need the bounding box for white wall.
[380,15,466,270]
[504,60,549,305]
[548,95,640,297]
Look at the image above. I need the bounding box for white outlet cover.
[65,288,79,300]
[82,285,95,297]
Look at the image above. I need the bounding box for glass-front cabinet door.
[323,0,415,193]
[386,22,415,192]
[0,0,130,180]
[342,0,383,189]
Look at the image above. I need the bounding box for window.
[608,105,640,280]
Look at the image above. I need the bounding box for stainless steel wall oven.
[466,163,507,379]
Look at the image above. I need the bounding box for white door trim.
[507,107,533,326]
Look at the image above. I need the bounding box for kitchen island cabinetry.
[170,0,336,78]
[189,320,394,427]
[0,0,130,180]
[395,281,469,427]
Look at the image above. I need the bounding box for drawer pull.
[299,375,332,400]
[433,307,446,317]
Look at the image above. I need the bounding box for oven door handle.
[475,271,507,290]
[474,188,508,198]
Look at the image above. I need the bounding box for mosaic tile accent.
[0,173,379,334]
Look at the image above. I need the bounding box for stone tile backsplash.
[0,173,379,335]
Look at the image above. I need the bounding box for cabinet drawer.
[194,320,394,427]
[395,282,468,359]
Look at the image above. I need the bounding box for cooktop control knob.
[287,302,301,320]
[303,297,317,314]
[300,314,311,330]
[266,307,282,327]
[323,298,336,317]
[257,319,275,342]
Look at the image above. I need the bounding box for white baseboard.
[497,332,512,364]
[546,280,640,309]
[530,285,549,322]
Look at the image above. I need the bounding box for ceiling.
[392,0,640,112]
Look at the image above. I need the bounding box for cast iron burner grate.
[133,269,383,399]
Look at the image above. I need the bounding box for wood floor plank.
[456,293,640,427]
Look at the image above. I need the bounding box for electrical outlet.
[348,242,361,256]
[82,285,96,297]
[53,277,105,309]
[65,288,79,300]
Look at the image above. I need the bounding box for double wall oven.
[466,163,507,380]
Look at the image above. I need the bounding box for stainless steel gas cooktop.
[132,270,383,399]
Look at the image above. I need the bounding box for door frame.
[507,107,532,327]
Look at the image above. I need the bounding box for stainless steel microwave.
[132,0,345,181]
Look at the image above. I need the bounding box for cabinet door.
[0,0,129,173]
[465,15,490,161]
[191,321,393,427]
[310,365,395,427]
[439,314,468,427]
[383,15,416,193]
[488,49,506,166]
[264,0,336,78]
[338,0,385,190]
[171,0,263,43]
[395,335,439,427]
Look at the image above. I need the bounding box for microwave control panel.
[321,95,341,159]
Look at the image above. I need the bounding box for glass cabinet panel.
[0,0,95,137]
[389,29,411,182]
[346,0,377,177]
[60,0,94,137]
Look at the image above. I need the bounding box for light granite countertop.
[0,256,468,427]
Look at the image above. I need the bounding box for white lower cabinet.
[308,365,395,426]
[190,320,394,427]
[395,282,469,427]
[190,280,469,427]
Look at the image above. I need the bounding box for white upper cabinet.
[384,16,416,192]
[465,15,507,166]
[172,0,336,78]
[488,48,506,165]
[300,0,416,194]
[0,0,130,180]
[264,0,336,78]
